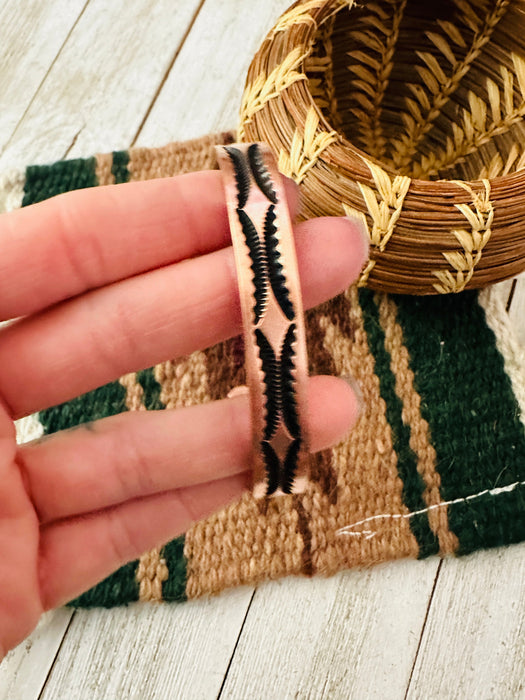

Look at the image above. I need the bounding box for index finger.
[0,171,299,321]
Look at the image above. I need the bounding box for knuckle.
[55,193,107,289]
[82,293,140,378]
[115,425,156,498]
[173,488,200,524]
[106,508,139,564]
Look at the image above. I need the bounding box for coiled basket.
[239,0,525,294]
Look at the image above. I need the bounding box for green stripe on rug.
[136,368,165,411]
[393,291,525,554]
[38,382,129,434]
[22,156,98,206]
[111,150,130,184]
[358,289,439,558]
[162,536,188,602]
[132,373,189,600]
[68,560,140,608]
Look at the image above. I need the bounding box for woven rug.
[2,132,524,607]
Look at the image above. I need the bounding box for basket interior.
[306,0,525,182]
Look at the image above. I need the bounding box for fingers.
[0,217,368,418]
[20,375,360,524]
[39,473,249,609]
[37,374,360,610]
[0,172,299,320]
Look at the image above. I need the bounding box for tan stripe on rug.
[95,152,115,186]
[119,372,168,602]
[304,286,420,573]
[126,132,234,182]
[179,342,307,599]
[376,293,459,556]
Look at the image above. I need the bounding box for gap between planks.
[1,0,91,160]
[36,612,77,700]
[128,0,208,150]
[216,589,257,699]
[401,276,522,699]
[403,560,443,700]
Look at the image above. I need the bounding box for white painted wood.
[406,543,525,700]
[508,273,525,347]
[0,0,87,152]
[0,0,203,170]
[407,276,525,699]
[136,5,441,699]
[490,279,514,309]
[0,0,524,697]
[220,560,440,700]
[0,609,74,700]
[39,589,253,700]
[135,0,293,146]
[1,3,283,697]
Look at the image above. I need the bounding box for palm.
[0,406,41,657]
[0,172,366,657]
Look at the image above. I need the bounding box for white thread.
[336,479,525,539]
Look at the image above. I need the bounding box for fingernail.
[227,385,249,399]
[282,173,300,190]
[282,175,301,217]
[340,374,363,414]
[345,214,370,260]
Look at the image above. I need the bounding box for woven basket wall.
[240,0,525,294]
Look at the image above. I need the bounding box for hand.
[0,171,367,657]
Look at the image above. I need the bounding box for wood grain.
[0,0,523,698]
[135,0,292,145]
[0,0,203,170]
[38,590,253,700]
[0,609,73,700]
[406,543,525,700]
[220,560,440,700]
[0,0,87,156]
[508,273,525,346]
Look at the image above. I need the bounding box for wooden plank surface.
[0,1,524,698]
[135,0,293,146]
[0,0,87,154]
[406,543,525,700]
[38,590,254,700]
[219,560,439,700]
[0,610,73,700]
[509,273,525,346]
[0,0,204,170]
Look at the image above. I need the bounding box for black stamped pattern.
[236,209,269,324]
[247,143,278,204]
[264,205,296,321]
[224,146,251,208]
[224,145,303,495]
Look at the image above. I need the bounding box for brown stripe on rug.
[119,372,169,602]
[203,337,246,403]
[184,490,306,599]
[202,337,263,525]
[304,304,341,505]
[375,293,460,556]
[303,286,419,575]
[181,338,306,598]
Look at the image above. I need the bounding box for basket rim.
[274,0,525,193]
[240,0,525,294]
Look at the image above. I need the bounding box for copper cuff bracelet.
[216,143,310,498]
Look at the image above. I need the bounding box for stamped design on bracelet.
[218,143,310,498]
